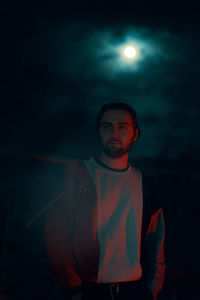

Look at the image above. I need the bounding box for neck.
[97,152,129,170]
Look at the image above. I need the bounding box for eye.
[101,123,112,130]
[119,125,128,131]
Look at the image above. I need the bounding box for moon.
[120,44,138,62]
[124,46,137,58]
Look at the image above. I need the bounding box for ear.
[133,128,140,142]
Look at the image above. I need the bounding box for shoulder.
[63,159,94,187]
[63,159,88,176]
[130,165,142,178]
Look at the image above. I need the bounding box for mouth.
[108,141,121,145]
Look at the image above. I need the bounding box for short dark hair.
[96,102,141,138]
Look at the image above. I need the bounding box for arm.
[143,208,166,300]
[44,160,82,288]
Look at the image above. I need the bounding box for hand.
[71,292,82,300]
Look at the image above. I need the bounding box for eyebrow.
[101,121,131,126]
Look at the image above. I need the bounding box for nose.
[112,126,120,138]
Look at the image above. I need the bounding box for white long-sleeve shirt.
[45,158,165,298]
[83,157,143,283]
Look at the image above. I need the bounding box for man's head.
[97,102,140,159]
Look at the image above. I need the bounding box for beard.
[101,139,134,158]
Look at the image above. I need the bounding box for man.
[45,102,166,300]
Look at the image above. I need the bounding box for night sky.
[2,2,200,161]
[1,2,200,299]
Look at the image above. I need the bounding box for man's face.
[99,109,138,158]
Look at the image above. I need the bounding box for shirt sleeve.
[44,159,100,290]
[44,160,83,288]
[143,208,166,300]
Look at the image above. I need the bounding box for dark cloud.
[2,6,200,160]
